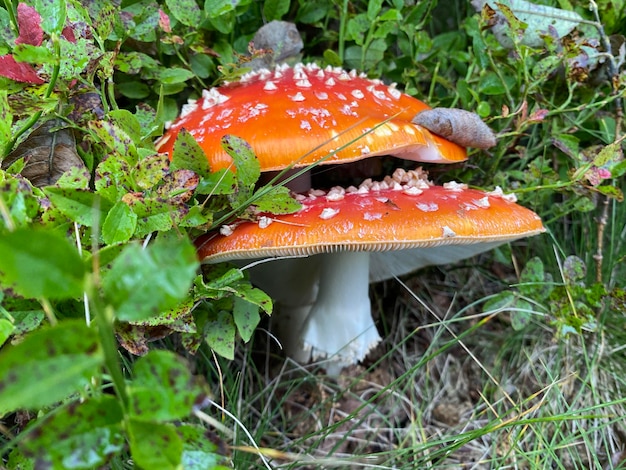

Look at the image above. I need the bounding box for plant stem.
[93,302,129,408]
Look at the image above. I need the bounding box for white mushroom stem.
[298,251,381,374]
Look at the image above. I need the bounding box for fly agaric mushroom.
[155,62,467,171]
[196,168,545,373]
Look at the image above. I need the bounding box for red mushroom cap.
[156,63,467,171]
[196,170,544,263]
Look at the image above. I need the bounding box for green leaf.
[102,201,138,245]
[367,0,383,21]
[510,298,534,331]
[179,424,229,469]
[204,310,235,359]
[0,228,86,299]
[195,169,237,195]
[221,135,260,190]
[478,72,516,95]
[89,120,138,164]
[0,90,12,155]
[253,185,301,214]
[263,0,290,21]
[233,282,272,315]
[0,321,103,415]
[10,310,45,336]
[171,128,212,177]
[133,153,169,190]
[94,156,133,203]
[0,318,14,347]
[102,238,199,321]
[483,291,517,314]
[128,350,203,422]
[193,268,244,300]
[128,198,176,236]
[156,67,195,84]
[108,109,143,143]
[233,297,259,343]
[45,187,110,227]
[166,0,204,25]
[204,0,241,18]
[20,396,124,469]
[34,0,67,34]
[519,257,544,295]
[128,420,183,470]
[12,44,55,64]
[563,255,586,284]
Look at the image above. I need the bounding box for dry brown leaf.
[2,119,88,187]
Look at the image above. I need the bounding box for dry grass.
[203,249,626,469]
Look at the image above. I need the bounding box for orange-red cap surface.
[196,178,544,263]
[156,63,467,171]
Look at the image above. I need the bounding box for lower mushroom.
[196,168,545,374]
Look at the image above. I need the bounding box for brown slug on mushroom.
[412,107,497,149]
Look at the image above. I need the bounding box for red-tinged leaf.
[159,9,171,32]
[527,109,549,123]
[61,25,76,43]
[0,55,44,84]
[15,3,44,46]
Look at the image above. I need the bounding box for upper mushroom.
[155,63,467,171]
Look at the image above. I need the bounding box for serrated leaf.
[102,238,199,321]
[595,184,623,201]
[133,152,169,190]
[95,156,133,203]
[171,129,212,177]
[102,200,137,245]
[221,135,260,190]
[196,169,237,195]
[128,420,183,470]
[0,228,86,299]
[156,169,199,204]
[128,350,203,422]
[126,197,176,236]
[593,141,623,168]
[0,321,103,415]
[45,187,110,226]
[253,185,301,214]
[193,268,245,300]
[89,120,137,164]
[20,397,124,469]
[204,310,235,359]
[233,282,272,315]
[233,297,260,342]
[108,109,143,143]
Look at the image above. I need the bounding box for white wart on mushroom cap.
[196,169,545,373]
[155,63,467,171]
